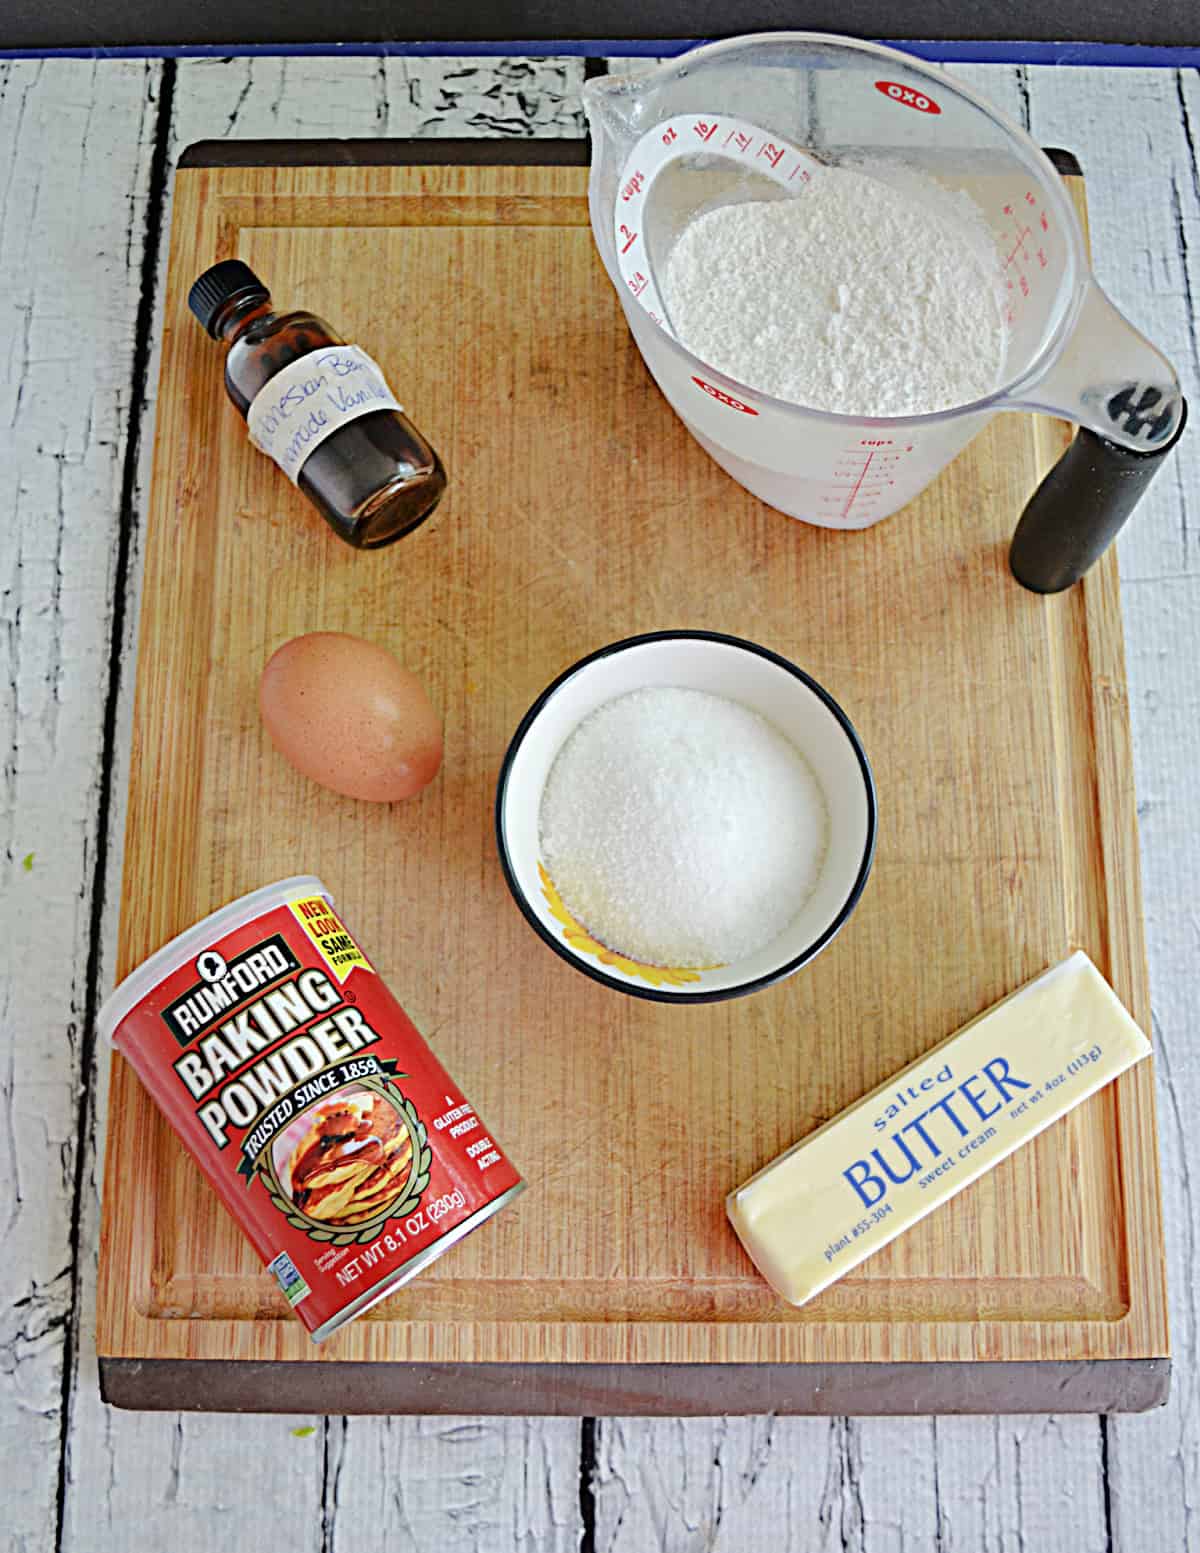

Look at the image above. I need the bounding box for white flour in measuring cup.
[661,161,1008,417]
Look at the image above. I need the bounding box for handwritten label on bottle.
[246,345,403,483]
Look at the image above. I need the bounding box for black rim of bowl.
[493,629,878,1004]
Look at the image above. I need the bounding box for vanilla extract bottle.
[189,260,446,549]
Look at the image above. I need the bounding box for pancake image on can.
[272,1086,418,1227]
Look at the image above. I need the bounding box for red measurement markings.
[1003,224,1032,268]
[627,270,648,298]
[619,224,638,254]
[788,161,813,183]
[693,119,719,143]
[842,451,876,518]
[724,128,753,153]
[621,170,645,203]
[823,442,914,520]
[661,126,678,146]
[757,141,785,169]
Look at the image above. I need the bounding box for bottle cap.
[188,260,270,337]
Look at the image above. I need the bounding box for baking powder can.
[99,876,524,1341]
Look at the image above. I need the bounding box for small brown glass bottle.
[188,261,446,549]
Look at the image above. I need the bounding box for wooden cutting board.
[96,142,1168,1414]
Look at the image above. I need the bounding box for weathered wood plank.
[592,1403,1110,1551]
[593,1416,833,1551]
[593,1414,1098,1553]
[380,55,588,138]
[920,1414,1109,1551]
[60,54,587,1553]
[0,57,163,1553]
[1023,65,1200,1553]
[1110,576,1200,1553]
[326,1417,582,1552]
[1028,66,1200,586]
[164,53,586,151]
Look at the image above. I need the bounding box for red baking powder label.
[112,892,522,1339]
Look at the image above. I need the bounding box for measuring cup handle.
[1009,401,1189,593]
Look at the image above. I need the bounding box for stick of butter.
[727,951,1151,1307]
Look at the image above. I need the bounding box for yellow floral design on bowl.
[537,863,723,989]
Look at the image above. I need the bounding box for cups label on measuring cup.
[614,114,822,339]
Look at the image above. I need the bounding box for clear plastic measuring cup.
[583,34,1186,591]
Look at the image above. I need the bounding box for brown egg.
[259,632,442,802]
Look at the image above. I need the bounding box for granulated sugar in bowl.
[496,631,876,1002]
[539,686,828,967]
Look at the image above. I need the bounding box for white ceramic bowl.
[495,631,876,1002]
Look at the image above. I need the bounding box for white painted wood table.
[1,51,1197,1553]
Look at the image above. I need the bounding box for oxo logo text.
[691,376,758,415]
[874,80,941,115]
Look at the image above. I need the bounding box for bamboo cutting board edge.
[95,144,1168,1409]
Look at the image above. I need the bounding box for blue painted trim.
[0,38,1198,65]
[893,39,1200,65]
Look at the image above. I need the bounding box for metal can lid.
[98,875,330,1047]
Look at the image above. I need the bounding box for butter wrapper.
[726,951,1151,1307]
